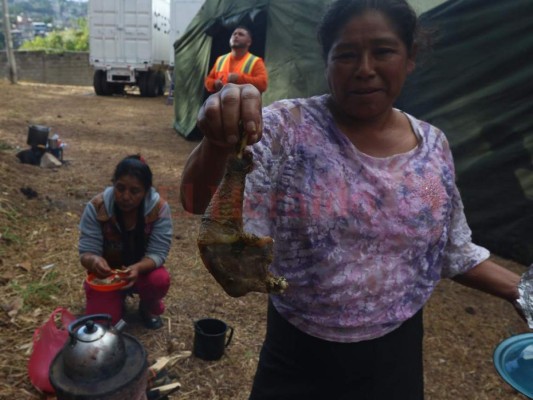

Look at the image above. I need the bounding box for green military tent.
[173,0,331,140]
[398,0,533,265]
[173,0,533,265]
[172,0,447,140]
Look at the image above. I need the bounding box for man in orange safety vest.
[204,26,268,93]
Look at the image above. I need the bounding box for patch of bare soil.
[0,80,529,400]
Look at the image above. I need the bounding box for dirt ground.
[0,80,530,400]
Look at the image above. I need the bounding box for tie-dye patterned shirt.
[243,95,489,343]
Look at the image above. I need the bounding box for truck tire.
[139,71,158,97]
[138,73,146,96]
[139,71,161,97]
[156,71,166,96]
[93,70,113,96]
[101,79,114,96]
[93,70,105,95]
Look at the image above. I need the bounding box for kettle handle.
[68,314,112,339]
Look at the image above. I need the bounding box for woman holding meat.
[79,154,172,330]
[180,0,523,398]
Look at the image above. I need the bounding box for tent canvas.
[172,0,449,140]
[172,0,332,140]
[172,0,447,140]
[173,0,533,264]
[409,0,448,13]
[398,0,533,265]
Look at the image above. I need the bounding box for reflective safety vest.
[215,52,260,80]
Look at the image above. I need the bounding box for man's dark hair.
[234,25,253,40]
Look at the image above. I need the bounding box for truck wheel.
[139,72,157,97]
[93,70,105,95]
[148,71,159,97]
[138,73,147,96]
[93,70,113,96]
[100,78,114,96]
[156,71,166,96]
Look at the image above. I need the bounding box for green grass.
[10,271,62,309]
[0,141,14,151]
[0,227,22,257]
[0,198,21,223]
[0,198,22,256]
[0,227,22,245]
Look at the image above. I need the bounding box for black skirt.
[249,300,424,400]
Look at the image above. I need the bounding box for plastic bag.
[27,307,76,393]
[517,265,533,329]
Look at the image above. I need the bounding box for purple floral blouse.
[243,95,489,342]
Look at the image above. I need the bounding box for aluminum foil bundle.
[517,265,533,329]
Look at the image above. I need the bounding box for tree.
[65,17,88,51]
[20,17,88,52]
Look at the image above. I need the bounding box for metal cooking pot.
[62,314,127,381]
[27,125,50,147]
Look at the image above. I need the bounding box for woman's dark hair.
[317,0,420,62]
[112,154,153,266]
[112,154,153,190]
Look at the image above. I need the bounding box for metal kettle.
[62,314,127,381]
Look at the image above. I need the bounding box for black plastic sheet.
[398,0,533,264]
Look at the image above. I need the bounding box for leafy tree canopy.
[20,17,88,52]
[9,0,87,22]
[2,0,88,50]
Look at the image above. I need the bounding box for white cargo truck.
[89,0,171,97]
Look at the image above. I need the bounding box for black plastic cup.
[193,318,234,361]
